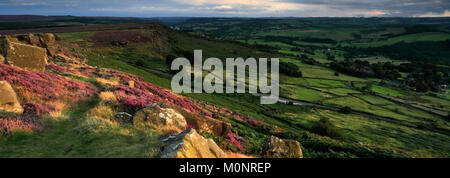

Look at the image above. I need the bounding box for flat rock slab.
[0,81,23,114]
[6,42,47,72]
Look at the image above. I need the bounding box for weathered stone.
[133,106,187,130]
[19,33,57,57]
[263,136,303,158]
[4,36,19,43]
[5,42,47,72]
[37,33,58,57]
[0,81,23,114]
[1,33,58,57]
[160,128,227,158]
[25,34,41,48]
[115,112,133,124]
[182,110,232,137]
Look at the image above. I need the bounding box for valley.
[0,16,449,158]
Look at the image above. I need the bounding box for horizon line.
[1,14,450,19]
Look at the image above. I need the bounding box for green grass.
[323,96,413,122]
[359,95,396,106]
[248,40,294,48]
[327,88,361,96]
[280,84,332,102]
[46,26,450,158]
[281,58,367,81]
[56,32,95,43]
[279,50,302,56]
[175,33,274,60]
[305,79,347,88]
[280,109,450,157]
[0,97,162,158]
[371,85,406,97]
[83,48,172,89]
[355,56,407,65]
[345,32,450,48]
[173,19,450,157]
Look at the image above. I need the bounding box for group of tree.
[398,63,449,92]
[330,59,449,92]
[342,40,450,65]
[280,62,303,77]
[330,60,401,80]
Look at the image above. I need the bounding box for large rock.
[160,128,227,158]
[263,136,303,158]
[133,105,187,130]
[1,33,58,57]
[180,109,232,137]
[0,81,23,114]
[5,42,47,72]
[17,33,58,57]
[36,33,58,57]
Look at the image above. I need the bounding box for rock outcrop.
[31,33,58,57]
[5,42,47,72]
[160,128,227,158]
[188,116,231,137]
[1,33,58,57]
[263,136,303,158]
[133,105,187,130]
[0,81,23,114]
[178,109,232,137]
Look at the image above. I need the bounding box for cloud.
[0,0,448,17]
[414,10,450,17]
[0,0,46,6]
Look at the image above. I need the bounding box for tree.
[339,106,352,114]
[279,62,303,77]
[415,80,429,92]
[311,118,345,140]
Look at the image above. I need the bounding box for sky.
[0,0,449,17]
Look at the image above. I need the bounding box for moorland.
[0,16,449,158]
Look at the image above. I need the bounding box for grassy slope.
[4,24,444,157]
[0,85,162,158]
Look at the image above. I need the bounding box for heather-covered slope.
[0,39,259,157]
